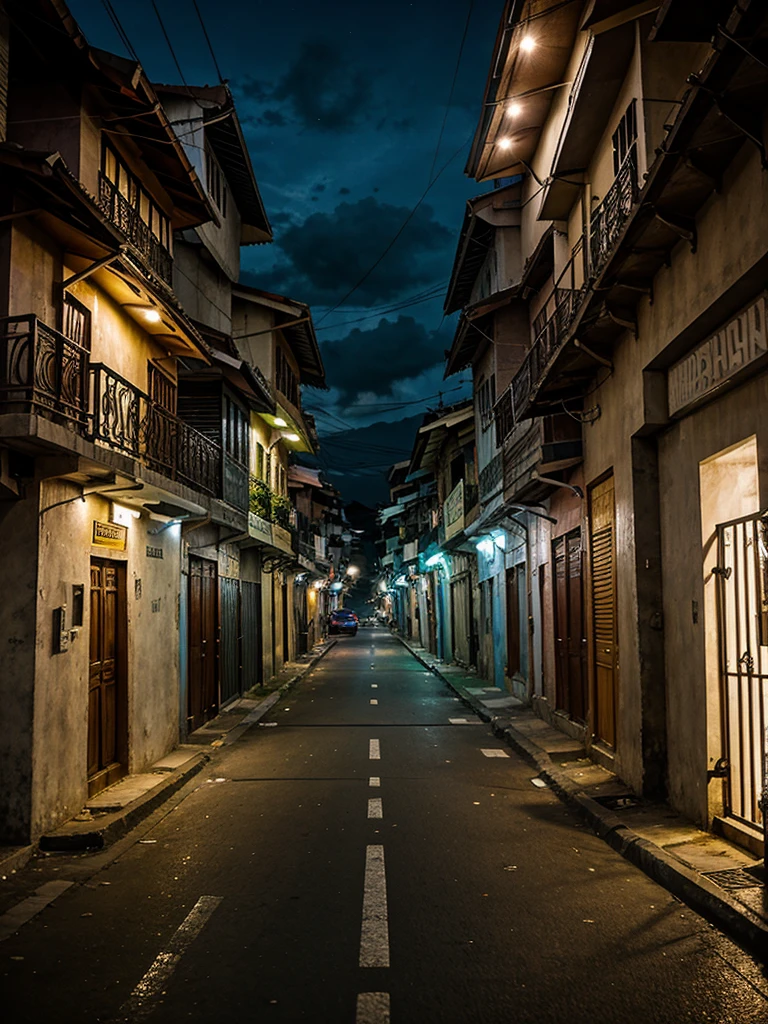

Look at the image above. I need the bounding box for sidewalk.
[0,638,336,872]
[396,632,768,963]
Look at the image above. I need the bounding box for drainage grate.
[702,867,763,891]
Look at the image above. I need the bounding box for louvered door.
[589,475,618,747]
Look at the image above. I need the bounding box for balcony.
[589,145,638,275]
[501,415,582,504]
[90,364,220,495]
[0,314,89,427]
[98,175,173,285]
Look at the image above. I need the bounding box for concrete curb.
[0,845,36,878]
[221,638,338,746]
[39,751,210,852]
[395,632,768,963]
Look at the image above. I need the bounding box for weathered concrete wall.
[0,481,40,842]
[173,240,232,335]
[28,485,182,837]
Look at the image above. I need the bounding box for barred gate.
[716,510,768,829]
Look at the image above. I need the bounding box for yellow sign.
[93,520,127,551]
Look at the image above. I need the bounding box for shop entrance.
[589,474,618,748]
[554,528,587,721]
[88,559,127,796]
[188,556,218,730]
[715,510,768,830]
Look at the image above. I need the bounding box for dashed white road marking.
[369,739,380,760]
[369,777,380,787]
[356,992,391,1023]
[370,699,379,706]
[112,895,222,1022]
[481,748,510,758]
[368,798,383,819]
[359,845,390,968]
[0,880,74,942]
[371,684,378,689]
[449,717,474,724]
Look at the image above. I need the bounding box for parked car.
[329,609,359,636]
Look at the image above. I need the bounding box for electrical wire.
[150,0,192,89]
[313,282,446,315]
[315,132,473,325]
[315,288,447,332]
[100,0,140,62]
[191,0,225,83]
[427,0,475,185]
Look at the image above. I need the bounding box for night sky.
[69,0,502,504]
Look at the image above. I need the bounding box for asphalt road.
[3,628,768,1023]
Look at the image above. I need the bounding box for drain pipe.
[532,472,584,499]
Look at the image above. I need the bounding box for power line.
[150,0,192,89]
[315,132,472,326]
[313,282,446,315]
[100,0,140,62]
[191,0,225,83]
[427,0,475,184]
[316,287,447,333]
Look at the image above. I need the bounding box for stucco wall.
[29,485,181,837]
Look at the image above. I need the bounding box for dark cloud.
[311,183,326,193]
[241,197,451,306]
[339,187,350,195]
[233,41,372,134]
[270,211,294,225]
[319,316,443,401]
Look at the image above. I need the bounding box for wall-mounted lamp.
[111,502,141,527]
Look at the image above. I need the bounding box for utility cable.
[150,0,193,90]
[191,0,225,83]
[427,0,475,185]
[100,0,140,62]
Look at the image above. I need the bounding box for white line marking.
[359,846,390,967]
[369,776,380,787]
[370,699,379,706]
[113,896,222,1021]
[0,880,74,942]
[449,718,473,724]
[371,684,378,689]
[369,739,380,760]
[356,992,391,1024]
[368,798,383,819]
[481,748,510,758]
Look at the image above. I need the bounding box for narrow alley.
[2,628,767,1023]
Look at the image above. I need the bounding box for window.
[101,143,171,251]
[223,395,248,466]
[275,344,299,407]
[255,442,265,480]
[205,144,228,217]
[62,293,91,351]
[612,99,637,176]
[476,373,496,431]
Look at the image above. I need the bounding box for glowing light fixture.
[274,417,287,427]
[498,138,512,150]
[111,502,141,527]
[506,102,522,118]
[347,565,359,576]
[519,35,536,52]
[143,308,161,323]
[283,432,301,442]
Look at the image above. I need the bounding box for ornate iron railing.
[0,314,89,425]
[589,145,638,275]
[478,453,503,500]
[90,364,220,495]
[98,175,173,284]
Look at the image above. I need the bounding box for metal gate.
[716,510,768,829]
[220,577,241,705]
[241,580,262,690]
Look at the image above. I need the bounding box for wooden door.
[241,581,263,688]
[451,574,471,665]
[219,576,241,706]
[506,565,522,679]
[553,530,587,721]
[188,557,218,730]
[88,559,126,795]
[589,475,618,747]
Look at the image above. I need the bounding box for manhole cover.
[702,867,763,891]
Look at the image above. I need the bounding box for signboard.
[668,293,768,416]
[248,512,273,545]
[93,520,127,551]
[444,479,465,541]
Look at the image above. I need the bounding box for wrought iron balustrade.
[589,145,638,275]
[0,314,89,425]
[479,453,503,500]
[98,175,173,284]
[90,364,221,496]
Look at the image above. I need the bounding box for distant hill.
[298,413,423,507]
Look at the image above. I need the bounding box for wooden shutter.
[589,474,617,747]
